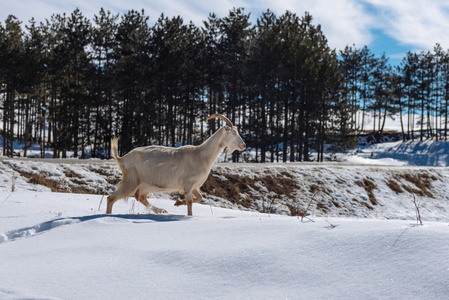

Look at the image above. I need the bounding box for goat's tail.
[110,137,121,163]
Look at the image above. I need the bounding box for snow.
[1,122,449,299]
[1,191,448,300]
[329,135,449,167]
[357,139,449,166]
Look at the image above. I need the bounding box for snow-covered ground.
[351,138,449,167]
[1,122,449,299]
[1,191,448,300]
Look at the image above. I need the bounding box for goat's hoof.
[174,199,186,206]
[152,207,167,214]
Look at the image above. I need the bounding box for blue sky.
[2,0,449,66]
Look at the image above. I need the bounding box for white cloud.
[4,0,448,55]
[303,0,375,50]
[1,0,248,27]
[241,0,375,50]
[367,0,449,51]
[1,0,374,51]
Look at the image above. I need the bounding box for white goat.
[106,114,246,216]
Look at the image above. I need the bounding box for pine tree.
[250,9,278,162]
[202,13,224,136]
[114,9,150,154]
[0,15,25,157]
[23,18,46,157]
[63,9,92,157]
[92,8,119,157]
[219,8,252,162]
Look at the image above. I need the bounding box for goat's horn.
[206,114,233,127]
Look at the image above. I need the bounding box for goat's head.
[207,114,246,154]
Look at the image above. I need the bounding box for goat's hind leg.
[135,190,167,214]
[107,186,132,214]
[106,195,118,214]
[107,173,138,214]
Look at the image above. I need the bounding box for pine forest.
[1,8,449,162]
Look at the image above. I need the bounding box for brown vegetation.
[387,179,403,194]
[392,173,435,198]
[63,169,81,178]
[10,166,102,194]
[88,166,121,185]
[316,201,328,212]
[355,178,378,206]
[201,170,298,210]
[29,174,64,192]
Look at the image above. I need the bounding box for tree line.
[341,44,449,142]
[0,8,447,162]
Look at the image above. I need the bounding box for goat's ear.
[225,126,231,132]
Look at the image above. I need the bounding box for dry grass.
[387,180,403,194]
[63,169,81,178]
[335,178,346,184]
[360,201,374,210]
[89,166,121,185]
[316,202,328,212]
[201,172,255,208]
[88,166,111,177]
[310,184,319,193]
[14,168,102,194]
[331,200,341,208]
[394,173,435,198]
[201,170,299,210]
[403,174,433,197]
[402,185,422,196]
[287,202,303,217]
[256,175,297,198]
[355,178,378,206]
[29,174,66,192]
[413,195,423,225]
[288,188,323,220]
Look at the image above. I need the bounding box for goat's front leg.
[174,189,203,206]
[184,190,194,216]
[192,189,203,203]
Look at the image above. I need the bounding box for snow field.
[1,136,449,299]
[1,192,449,299]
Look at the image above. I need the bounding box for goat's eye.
[225,126,231,132]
